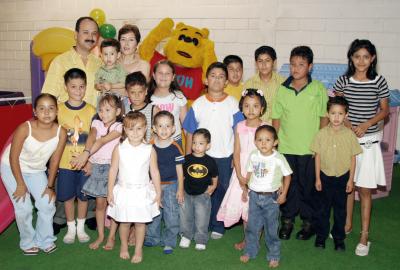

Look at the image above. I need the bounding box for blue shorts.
[57,169,89,201]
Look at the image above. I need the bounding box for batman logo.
[188,164,208,179]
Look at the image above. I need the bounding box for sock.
[76,218,86,233]
[67,220,76,233]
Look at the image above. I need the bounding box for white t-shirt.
[151,91,187,140]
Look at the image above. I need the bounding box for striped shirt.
[333,75,389,134]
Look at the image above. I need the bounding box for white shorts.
[355,131,386,188]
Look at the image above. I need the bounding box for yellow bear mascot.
[139,18,217,101]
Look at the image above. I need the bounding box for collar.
[65,101,86,110]
[205,93,228,102]
[130,102,150,112]
[99,64,122,72]
[282,75,312,95]
[326,123,347,134]
[257,149,277,158]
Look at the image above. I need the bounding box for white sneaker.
[210,231,223,240]
[63,227,76,244]
[355,242,371,256]
[195,244,206,251]
[179,236,191,248]
[77,230,90,243]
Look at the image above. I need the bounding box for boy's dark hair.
[255,125,278,141]
[153,110,175,125]
[345,39,378,80]
[34,93,57,109]
[206,62,228,78]
[290,45,314,64]
[118,24,141,43]
[193,128,211,144]
[75,16,98,32]
[255,46,277,61]
[64,68,87,85]
[125,71,149,103]
[239,88,267,116]
[100,38,121,52]
[327,96,349,113]
[223,55,243,68]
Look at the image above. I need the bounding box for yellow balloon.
[89,8,106,27]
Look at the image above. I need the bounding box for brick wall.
[0,0,399,98]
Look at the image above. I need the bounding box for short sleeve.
[309,132,321,154]
[175,91,188,107]
[278,154,293,176]
[318,83,329,117]
[209,157,219,178]
[111,122,123,133]
[333,75,346,93]
[173,143,185,165]
[377,76,390,100]
[182,107,198,134]
[246,151,255,173]
[91,119,102,129]
[349,132,363,156]
[271,86,284,119]
[233,111,244,129]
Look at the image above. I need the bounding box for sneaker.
[210,231,223,240]
[195,244,206,251]
[355,242,371,256]
[179,236,191,248]
[63,228,76,244]
[163,246,173,254]
[77,230,90,243]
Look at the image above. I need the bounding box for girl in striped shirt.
[333,39,390,256]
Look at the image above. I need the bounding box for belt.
[161,181,176,185]
[359,140,379,147]
[254,191,276,195]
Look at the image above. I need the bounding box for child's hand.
[41,187,56,203]
[70,152,89,170]
[103,82,112,91]
[238,176,248,186]
[82,162,92,176]
[176,189,184,204]
[107,193,114,206]
[205,185,216,196]
[346,180,354,193]
[353,122,371,138]
[276,193,287,205]
[315,178,322,191]
[241,188,248,203]
[154,194,162,208]
[13,184,28,203]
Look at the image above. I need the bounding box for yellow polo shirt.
[224,82,243,101]
[41,48,103,107]
[243,71,285,124]
[310,124,362,177]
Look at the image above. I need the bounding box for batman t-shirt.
[183,154,218,195]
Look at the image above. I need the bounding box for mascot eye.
[192,38,199,46]
[178,34,185,41]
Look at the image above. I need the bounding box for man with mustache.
[42,17,102,107]
[41,17,102,234]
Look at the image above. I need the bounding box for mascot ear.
[176,22,185,29]
[200,28,209,39]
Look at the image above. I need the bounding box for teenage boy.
[223,55,244,101]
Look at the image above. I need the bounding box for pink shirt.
[89,120,122,164]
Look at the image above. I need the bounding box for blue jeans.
[244,190,281,261]
[180,192,211,245]
[145,183,180,247]
[209,155,233,234]
[1,164,56,250]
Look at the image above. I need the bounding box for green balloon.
[99,24,116,39]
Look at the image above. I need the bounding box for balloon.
[90,8,106,27]
[99,24,116,39]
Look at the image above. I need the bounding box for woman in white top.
[0,94,67,255]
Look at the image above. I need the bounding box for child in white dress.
[107,111,161,263]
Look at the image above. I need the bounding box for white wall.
[0,0,399,98]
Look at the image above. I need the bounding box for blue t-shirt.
[153,141,184,183]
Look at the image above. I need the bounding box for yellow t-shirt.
[224,82,243,101]
[243,72,285,124]
[58,102,96,170]
[41,48,103,107]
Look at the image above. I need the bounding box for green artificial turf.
[1,165,399,270]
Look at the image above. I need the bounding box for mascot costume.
[139,18,217,101]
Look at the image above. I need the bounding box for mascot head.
[163,23,210,68]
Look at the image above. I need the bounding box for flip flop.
[23,247,39,256]
[42,244,57,254]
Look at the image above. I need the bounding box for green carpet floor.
[1,165,399,270]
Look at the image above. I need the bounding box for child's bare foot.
[102,238,115,251]
[131,250,142,264]
[128,234,136,246]
[89,237,104,250]
[240,255,250,263]
[120,245,130,260]
[234,241,245,251]
[269,260,279,268]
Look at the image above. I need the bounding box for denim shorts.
[82,163,110,198]
[57,169,89,201]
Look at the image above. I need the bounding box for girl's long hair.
[345,39,378,80]
[147,60,184,99]
[120,111,147,143]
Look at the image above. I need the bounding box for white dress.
[107,140,160,222]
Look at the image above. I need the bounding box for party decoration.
[89,8,106,27]
[99,23,116,39]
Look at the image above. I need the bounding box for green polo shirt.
[271,76,328,155]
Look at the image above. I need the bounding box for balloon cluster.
[89,8,116,39]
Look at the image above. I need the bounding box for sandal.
[355,241,371,256]
[23,247,39,256]
[42,244,57,254]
